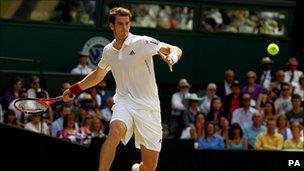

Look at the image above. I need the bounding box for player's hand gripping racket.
[14,96,64,114]
[158,51,173,72]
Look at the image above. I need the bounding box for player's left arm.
[158,43,183,65]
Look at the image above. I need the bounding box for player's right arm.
[62,67,108,102]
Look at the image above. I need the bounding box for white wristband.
[168,53,179,64]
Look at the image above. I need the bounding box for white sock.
[132,163,140,171]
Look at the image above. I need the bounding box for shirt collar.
[123,33,133,46]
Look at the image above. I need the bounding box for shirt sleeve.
[97,46,111,71]
[141,36,163,57]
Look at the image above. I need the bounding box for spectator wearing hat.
[294,74,304,101]
[223,80,242,120]
[257,57,275,90]
[183,93,202,128]
[180,93,202,139]
[217,69,235,99]
[71,51,93,75]
[200,83,218,114]
[170,78,191,139]
[242,71,264,103]
[285,57,303,88]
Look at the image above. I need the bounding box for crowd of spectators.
[0,55,303,151]
[202,8,285,36]
[170,57,304,150]
[105,3,194,30]
[0,74,113,145]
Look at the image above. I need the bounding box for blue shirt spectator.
[198,134,225,149]
[244,125,266,148]
[244,110,266,150]
[198,121,225,149]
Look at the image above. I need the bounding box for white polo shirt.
[98,33,163,112]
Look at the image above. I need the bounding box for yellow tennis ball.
[267,43,279,56]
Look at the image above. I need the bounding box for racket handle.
[55,96,63,101]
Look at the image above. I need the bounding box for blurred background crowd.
[1,54,303,150]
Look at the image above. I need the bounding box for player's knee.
[108,123,125,141]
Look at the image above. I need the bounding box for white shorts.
[110,103,162,152]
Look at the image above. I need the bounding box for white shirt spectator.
[294,85,304,101]
[27,88,49,98]
[260,70,272,90]
[199,95,217,114]
[285,70,303,88]
[274,96,292,115]
[71,64,93,75]
[171,92,190,116]
[25,122,49,135]
[232,107,257,130]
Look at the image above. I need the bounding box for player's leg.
[132,110,162,171]
[132,145,159,171]
[99,120,127,171]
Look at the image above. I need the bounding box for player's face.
[110,15,131,40]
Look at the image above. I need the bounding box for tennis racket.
[14,96,63,114]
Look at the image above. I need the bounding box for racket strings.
[15,100,47,113]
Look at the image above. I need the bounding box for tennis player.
[63,7,182,171]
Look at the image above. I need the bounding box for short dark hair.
[291,94,302,102]
[280,82,290,91]
[108,7,132,24]
[204,121,216,136]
